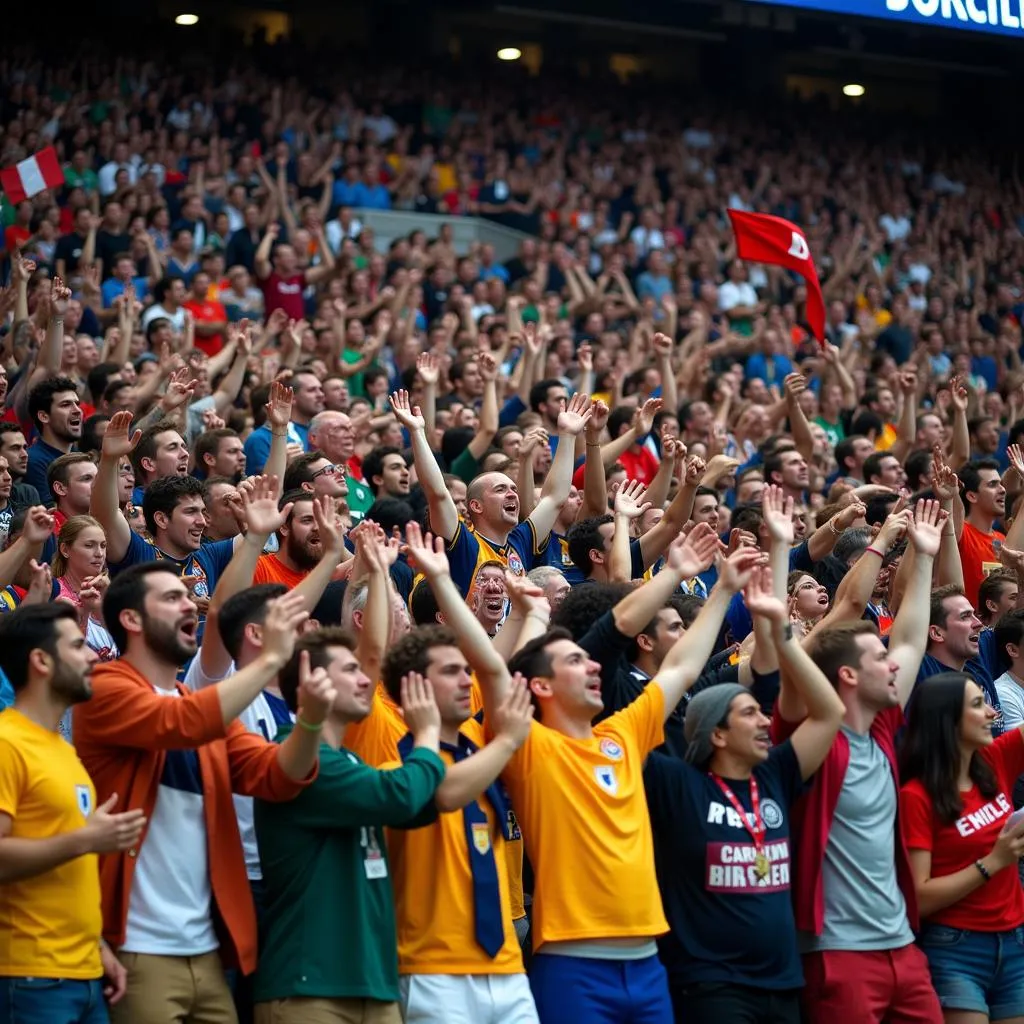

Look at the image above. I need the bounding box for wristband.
[864,546,885,559]
[975,859,992,882]
[828,517,841,536]
[296,716,324,733]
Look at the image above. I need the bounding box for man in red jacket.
[73,562,334,1024]
[771,500,945,1024]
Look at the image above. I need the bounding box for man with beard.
[26,375,84,505]
[0,603,146,1024]
[73,563,334,1024]
[92,412,239,617]
[252,491,345,589]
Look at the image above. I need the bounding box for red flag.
[0,146,64,203]
[727,209,825,346]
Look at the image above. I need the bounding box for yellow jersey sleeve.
[603,682,666,759]
[0,734,27,819]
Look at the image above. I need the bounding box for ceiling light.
[175,13,199,26]
[842,83,865,98]
[497,47,522,61]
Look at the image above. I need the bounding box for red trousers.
[802,945,943,1024]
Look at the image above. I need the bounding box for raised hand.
[783,373,807,405]
[159,367,198,413]
[11,253,35,285]
[416,351,440,386]
[401,671,442,740]
[50,275,71,316]
[762,484,795,545]
[898,368,918,396]
[999,545,1024,575]
[25,558,53,604]
[522,321,543,358]
[102,411,143,460]
[717,545,767,595]
[577,342,594,373]
[265,379,294,431]
[833,500,867,531]
[505,571,550,620]
[652,332,674,359]
[519,426,549,457]
[744,565,788,625]
[389,389,426,432]
[635,396,663,437]
[312,493,345,554]
[668,522,724,579]
[587,398,610,441]
[557,391,593,436]
[684,455,707,486]
[614,479,651,521]
[78,572,111,617]
[906,498,942,559]
[240,474,291,536]
[478,349,499,383]
[703,454,740,488]
[403,521,451,580]
[261,592,311,667]
[950,375,969,413]
[22,507,56,546]
[490,673,535,750]
[82,794,147,854]
[1008,443,1024,478]
[295,649,337,727]
[931,445,960,503]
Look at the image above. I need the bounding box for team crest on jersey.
[600,739,623,761]
[75,785,92,817]
[472,822,491,855]
[506,550,525,575]
[761,798,784,829]
[594,765,619,795]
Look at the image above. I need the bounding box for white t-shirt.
[719,280,758,313]
[122,685,217,955]
[995,672,1024,730]
[183,654,289,881]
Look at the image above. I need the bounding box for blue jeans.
[0,977,109,1024]
[918,923,1024,1020]
[529,953,673,1024]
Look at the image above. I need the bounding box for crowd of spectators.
[1,35,1024,1024]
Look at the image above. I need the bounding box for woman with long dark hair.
[899,671,1024,1023]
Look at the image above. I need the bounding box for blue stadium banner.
[744,0,1024,38]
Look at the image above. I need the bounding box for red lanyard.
[711,773,766,856]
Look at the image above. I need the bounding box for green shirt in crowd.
[254,727,445,1004]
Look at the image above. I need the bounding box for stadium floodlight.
[175,13,199,25]
[497,47,522,61]
[842,83,866,98]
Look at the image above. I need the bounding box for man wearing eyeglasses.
[308,411,374,523]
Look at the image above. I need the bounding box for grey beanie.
[683,684,749,765]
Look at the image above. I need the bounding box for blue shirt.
[25,439,68,506]
[109,531,235,604]
[243,422,310,476]
[745,352,794,385]
[101,276,149,308]
[912,629,1004,729]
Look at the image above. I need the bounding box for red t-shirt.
[958,521,1005,608]
[900,728,1024,931]
[617,445,661,486]
[259,271,306,321]
[183,297,228,355]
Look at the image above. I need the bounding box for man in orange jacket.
[73,562,335,1024]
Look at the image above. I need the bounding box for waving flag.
[1,146,63,203]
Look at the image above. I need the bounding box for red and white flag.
[727,209,826,346]
[0,146,64,203]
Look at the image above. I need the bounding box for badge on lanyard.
[362,826,388,879]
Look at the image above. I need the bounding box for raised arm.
[783,373,815,465]
[652,545,761,720]
[27,277,69,393]
[948,375,971,473]
[262,380,294,496]
[889,500,942,706]
[90,410,138,564]
[529,392,593,542]
[254,223,279,281]
[351,524,395,684]
[200,476,290,679]
[745,566,845,780]
[391,389,458,541]
[466,350,499,460]
[608,480,650,583]
[889,368,918,463]
[415,351,439,445]
[404,522,510,707]
[652,332,677,417]
[580,400,610,519]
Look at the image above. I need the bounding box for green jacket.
[253,728,445,1003]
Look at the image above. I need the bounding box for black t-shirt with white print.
[644,739,805,990]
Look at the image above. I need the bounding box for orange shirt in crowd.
[958,521,1005,608]
[252,553,309,589]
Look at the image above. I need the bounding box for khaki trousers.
[110,951,237,1024]
[255,997,402,1024]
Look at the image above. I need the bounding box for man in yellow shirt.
[410,521,760,1024]
[0,604,145,1024]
